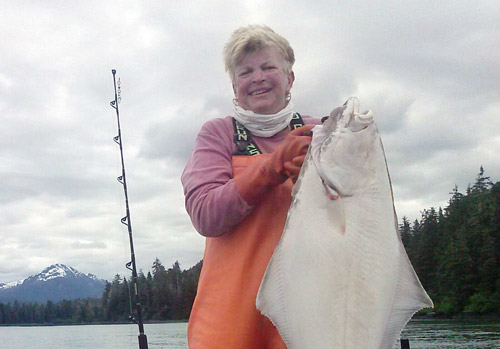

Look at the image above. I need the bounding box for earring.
[285,92,291,103]
[233,98,239,106]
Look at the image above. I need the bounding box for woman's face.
[233,48,294,115]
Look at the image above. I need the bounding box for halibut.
[257,98,433,349]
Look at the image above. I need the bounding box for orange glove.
[283,154,307,183]
[235,125,314,206]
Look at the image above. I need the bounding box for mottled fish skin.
[256,98,433,349]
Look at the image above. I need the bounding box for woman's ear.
[287,71,295,90]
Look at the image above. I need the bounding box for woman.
[181,25,321,348]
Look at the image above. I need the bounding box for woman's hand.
[284,154,306,183]
[235,124,314,206]
[269,124,314,182]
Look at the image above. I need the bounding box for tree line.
[101,259,202,322]
[400,166,499,315]
[0,259,202,324]
[0,167,498,324]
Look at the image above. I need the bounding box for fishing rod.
[110,69,148,349]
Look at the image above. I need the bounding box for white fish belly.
[256,99,432,349]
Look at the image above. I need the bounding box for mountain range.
[0,264,106,303]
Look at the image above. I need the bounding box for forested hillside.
[102,259,202,321]
[400,167,499,315]
[0,260,202,324]
[1,167,497,324]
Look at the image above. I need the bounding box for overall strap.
[232,113,305,156]
[232,118,262,156]
[289,112,305,130]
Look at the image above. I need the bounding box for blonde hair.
[223,25,295,83]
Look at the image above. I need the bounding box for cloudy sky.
[1,1,498,283]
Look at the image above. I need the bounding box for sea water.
[0,322,187,349]
[1,319,499,349]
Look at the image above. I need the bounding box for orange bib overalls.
[187,154,292,349]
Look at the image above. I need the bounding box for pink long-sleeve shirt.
[181,115,321,237]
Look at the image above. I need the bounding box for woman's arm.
[181,118,253,237]
[182,115,321,237]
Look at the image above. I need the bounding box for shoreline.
[2,315,500,327]
[0,320,189,327]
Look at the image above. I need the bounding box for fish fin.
[381,246,434,349]
[256,246,292,344]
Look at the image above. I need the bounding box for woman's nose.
[252,69,265,82]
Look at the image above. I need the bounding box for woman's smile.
[250,88,271,96]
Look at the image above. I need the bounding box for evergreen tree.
[478,232,498,294]
[436,230,473,313]
[107,274,125,321]
[44,301,56,323]
[472,165,492,192]
[101,281,111,321]
[403,167,499,314]
[151,258,170,319]
[167,261,182,319]
[399,216,412,248]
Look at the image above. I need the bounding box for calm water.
[1,319,499,348]
[398,319,500,349]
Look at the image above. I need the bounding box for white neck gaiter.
[233,101,295,138]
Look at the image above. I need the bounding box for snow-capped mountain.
[0,264,107,303]
[0,280,22,290]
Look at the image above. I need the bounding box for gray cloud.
[0,1,498,283]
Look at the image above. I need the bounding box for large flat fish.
[256,97,433,349]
